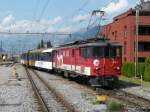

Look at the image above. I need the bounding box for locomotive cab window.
[92,46,104,58]
[105,46,121,58]
[80,46,104,59]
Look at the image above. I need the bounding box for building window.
[124,41,127,54]
[138,42,150,51]
[112,32,114,36]
[114,31,117,40]
[138,58,145,62]
[112,31,117,40]
[139,25,150,35]
[124,26,127,38]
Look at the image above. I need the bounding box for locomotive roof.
[54,41,121,49]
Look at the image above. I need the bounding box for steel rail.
[25,67,49,112]
[32,69,79,112]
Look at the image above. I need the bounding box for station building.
[102,1,150,62]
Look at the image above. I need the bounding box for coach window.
[48,53,52,61]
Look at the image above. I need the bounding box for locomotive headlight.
[93,59,100,67]
[116,67,120,70]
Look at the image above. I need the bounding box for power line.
[33,0,40,21]
[62,0,90,27]
[0,32,71,36]
[37,0,50,21]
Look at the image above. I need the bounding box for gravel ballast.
[0,64,39,112]
[36,70,107,112]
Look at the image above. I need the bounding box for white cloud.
[0,15,66,33]
[73,14,90,22]
[101,0,129,14]
[2,14,14,26]
[52,16,62,24]
[58,27,72,33]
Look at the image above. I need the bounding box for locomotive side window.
[80,47,86,58]
[86,47,93,58]
[66,50,69,57]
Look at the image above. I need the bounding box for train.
[21,39,122,87]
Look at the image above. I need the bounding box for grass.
[107,101,124,112]
[120,75,150,88]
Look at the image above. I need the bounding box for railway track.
[25,67,78,112]
[25,66,150,111]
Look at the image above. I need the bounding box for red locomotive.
[53,38,122,87]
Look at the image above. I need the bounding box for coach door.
[71,49,76,72]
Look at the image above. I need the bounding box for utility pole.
[135,4,142,78]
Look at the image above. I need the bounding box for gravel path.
[0,64,39,112]
[122,86,150,100]
[28,69,68,112]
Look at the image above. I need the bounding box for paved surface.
[0,64,39,112]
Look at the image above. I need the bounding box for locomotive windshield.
[80,46,121,59]
[104,46,121,58]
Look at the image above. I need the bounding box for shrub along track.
[25,67,78,112]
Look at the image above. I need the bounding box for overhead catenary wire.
[37,0,50,22]
[0,32,71,36]
[33,0,40,21]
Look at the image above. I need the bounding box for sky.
[0,0,139,34]
[0,0,144,54]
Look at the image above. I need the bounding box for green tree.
[47,40,52,48]
[40,39,44,48]
[37,43,41,49]
[144,57,150,81]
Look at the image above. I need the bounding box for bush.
[144,57,150,81]
[121,62,145,78]
[121,62,134,77]
[108,101,124,112]
[137,63,145,78]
